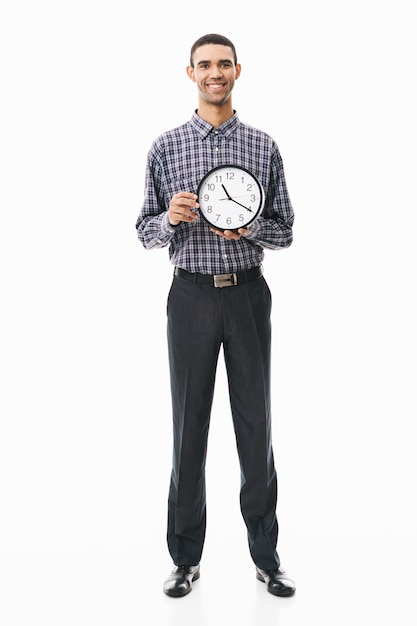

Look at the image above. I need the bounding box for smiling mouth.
[207,83,225,91]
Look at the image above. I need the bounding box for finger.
[223,229,241,240]
[173,192,199,206]
[210,228,241,240]
[178,207,199,222]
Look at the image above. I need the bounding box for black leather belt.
[174,265,263,288]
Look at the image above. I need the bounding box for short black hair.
[190,34,237,67]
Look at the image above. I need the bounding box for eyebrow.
[196,59,233,67]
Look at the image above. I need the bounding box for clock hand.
[230,198,253,212]
[220,184,253,212]
[220,183,253,212]
[220,194,254,200]
[221,184,233,200]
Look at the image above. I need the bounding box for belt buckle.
[214,272,237,288]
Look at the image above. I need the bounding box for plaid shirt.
[136,111,294,274]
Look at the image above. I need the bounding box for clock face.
[197,164,265,231]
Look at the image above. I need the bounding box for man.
[136,34,295,598]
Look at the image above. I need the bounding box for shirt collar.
[190,110,240,139]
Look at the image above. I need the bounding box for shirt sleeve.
[135,148,177,250]
[244,145,294,250]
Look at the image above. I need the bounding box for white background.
[1,1,416,624]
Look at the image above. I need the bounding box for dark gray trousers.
[166,272,280,570]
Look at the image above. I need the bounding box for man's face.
[187,44,241,106]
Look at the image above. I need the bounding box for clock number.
[215,214,220,222]
[251,194,256,202]
[207,205,212,213]
[206,183,215,191]
[247,184,253,192]
[239,214,244,222]
[204,193,210,202]
[226,217,232,226]
[215,175,222,183]
[226,172,235,180]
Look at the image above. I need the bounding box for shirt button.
[223,254,228,259]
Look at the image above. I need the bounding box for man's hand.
[168,192,199,226]
[210,228,250,240]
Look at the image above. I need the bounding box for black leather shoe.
[163,564,200,597]
[256,566,296,597]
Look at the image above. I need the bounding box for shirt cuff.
[161,212,178,236]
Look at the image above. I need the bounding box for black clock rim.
[197,164,264,232]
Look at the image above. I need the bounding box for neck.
[196,101,235,128]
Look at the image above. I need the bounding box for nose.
[209,64,223,78]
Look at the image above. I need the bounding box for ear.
[235,63,242,80]
[186,65,196,82]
